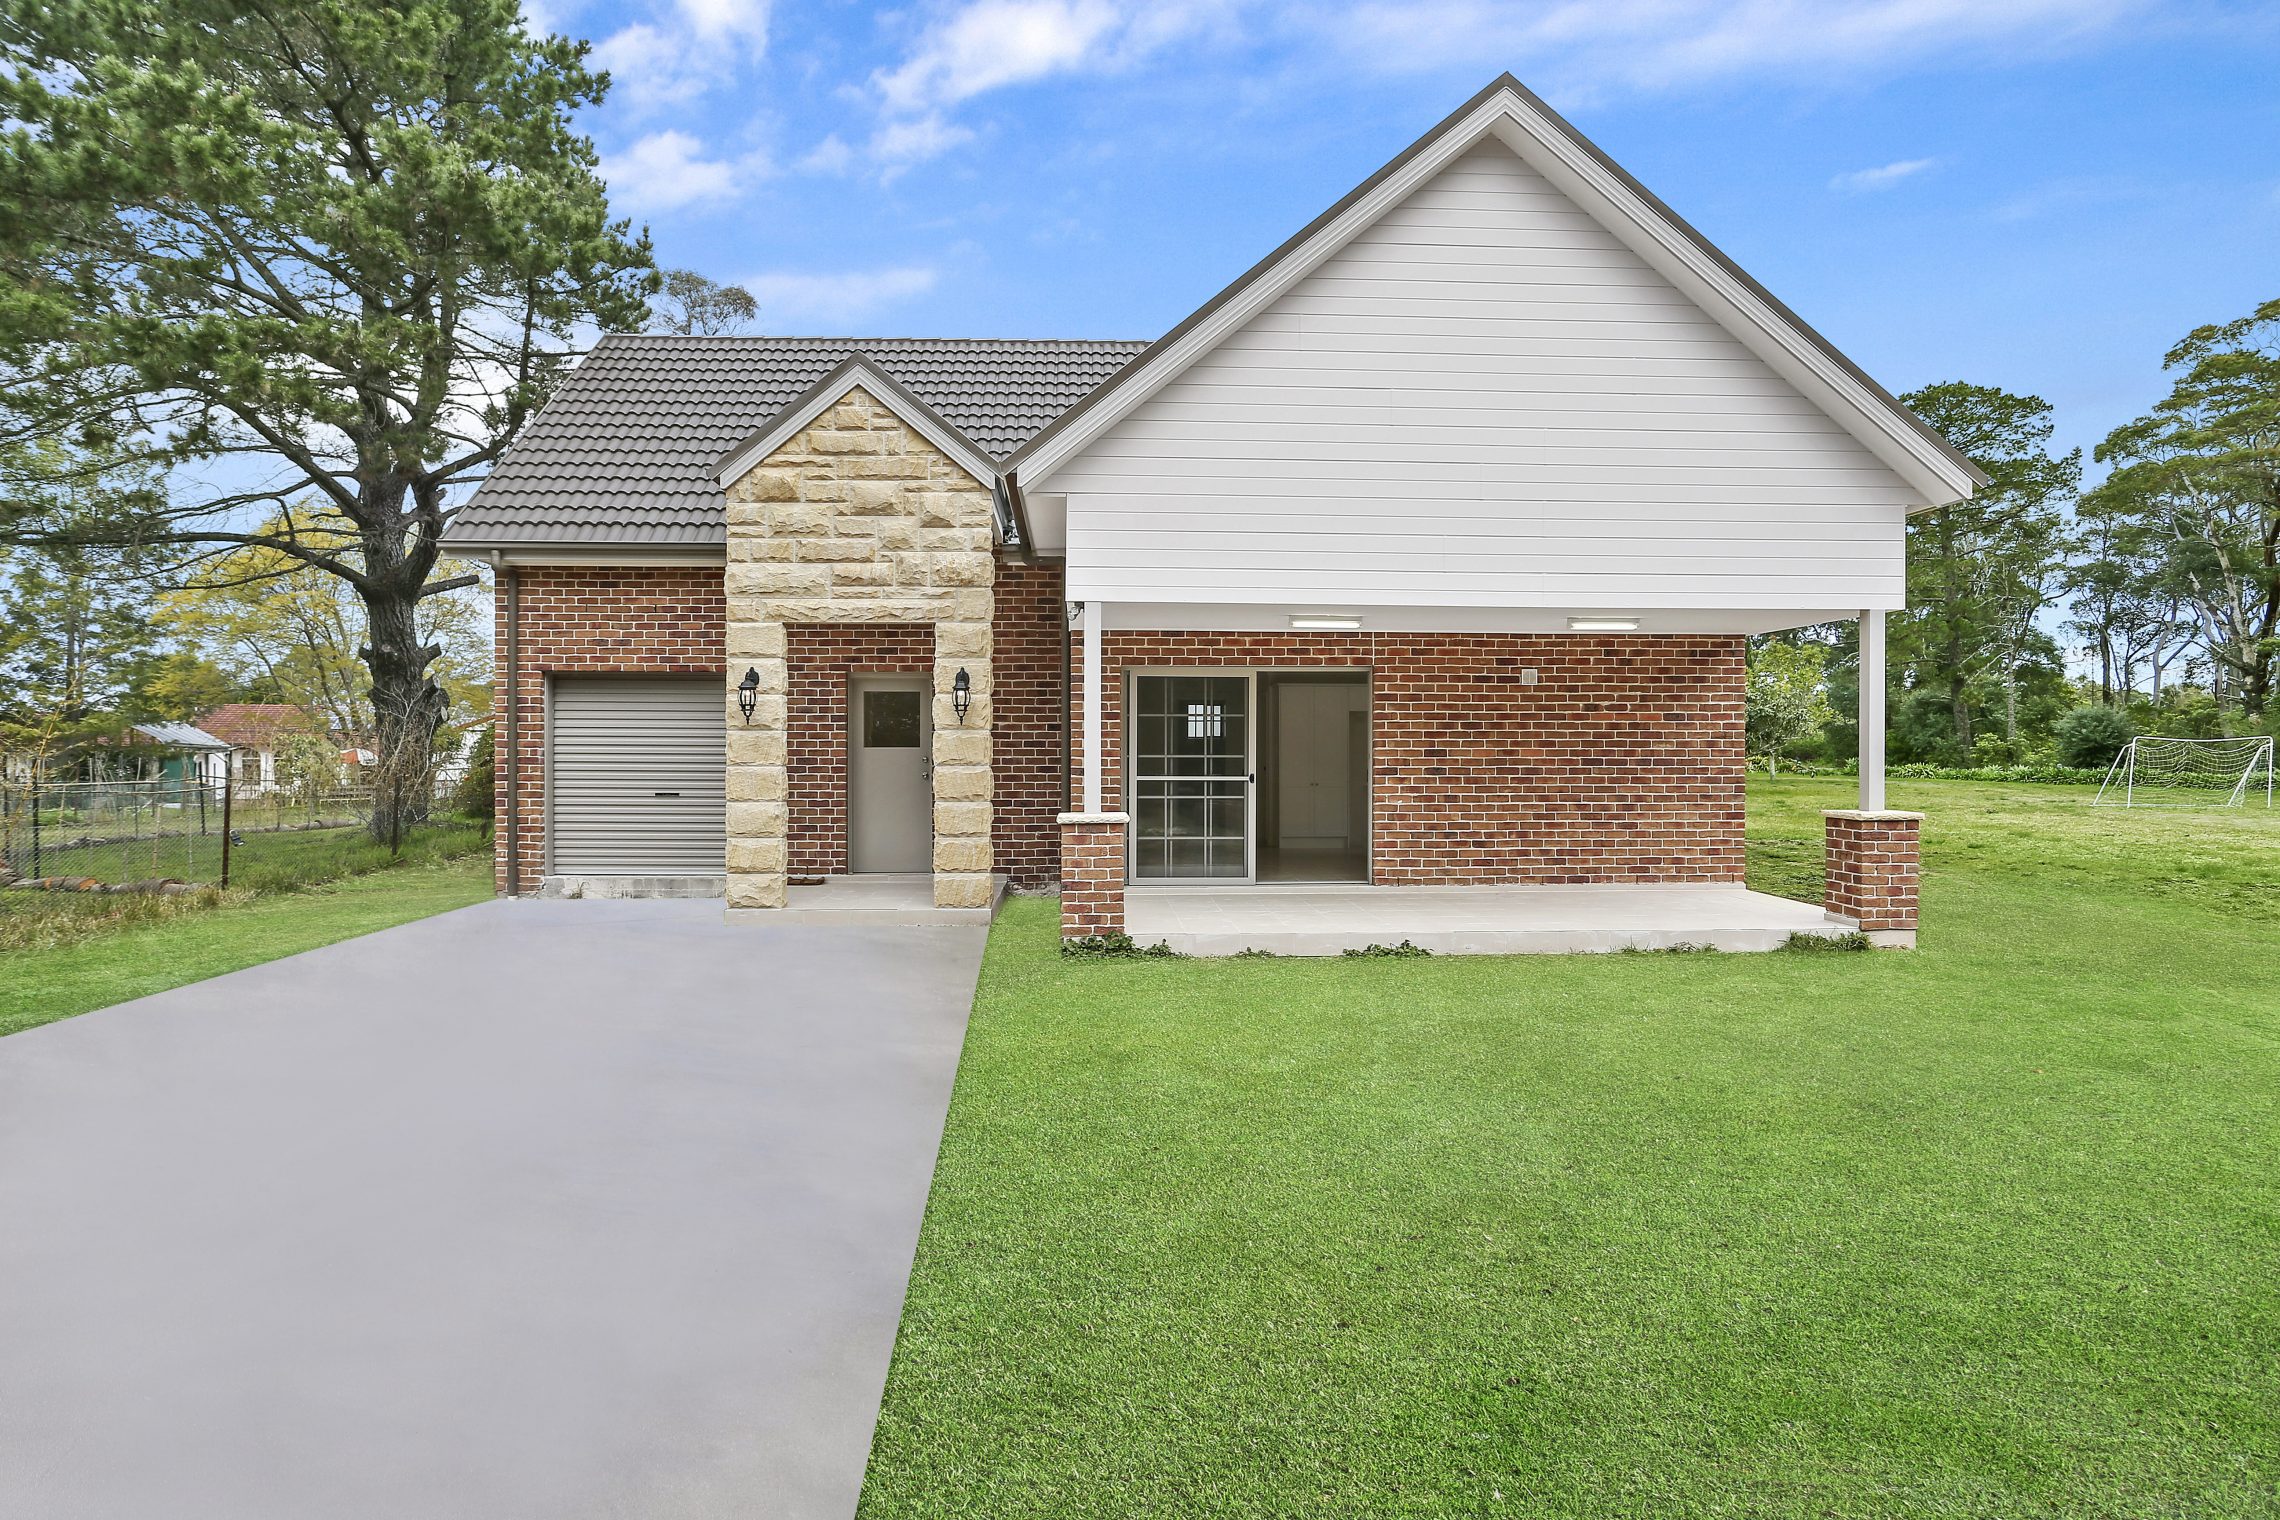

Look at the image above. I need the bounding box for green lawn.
[7,815,487,897]
[861,779,2280,1518]
[0,856,492,1037]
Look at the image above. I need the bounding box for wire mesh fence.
[0,778,377,891]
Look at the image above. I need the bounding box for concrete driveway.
[0,898,987,1520]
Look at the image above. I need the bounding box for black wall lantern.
[951,667,972,724]
[736,667,760,724]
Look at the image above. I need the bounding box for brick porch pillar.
[1823,809,1923,947]
[1058,812,1127,940]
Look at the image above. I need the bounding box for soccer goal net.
[2095,736,2276,808]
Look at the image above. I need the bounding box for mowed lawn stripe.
[859,779,2280,1519]
[1,858,493,1037]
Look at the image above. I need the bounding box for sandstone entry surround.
[722,382,996,911]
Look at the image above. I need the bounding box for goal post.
[2094,736,2276,808]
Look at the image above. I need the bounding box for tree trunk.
[353,479,446,851]
[361,583,445,852]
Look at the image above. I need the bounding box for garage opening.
[549,676,725,875]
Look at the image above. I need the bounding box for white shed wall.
[1049,141,1917,610]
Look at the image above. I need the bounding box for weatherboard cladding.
[450,335,1146,547]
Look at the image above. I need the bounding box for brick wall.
[495,565,726,891]
[1070,631,1745,886]
[1823,810,1922,936]
[1058,816,1128,937]
[991,560,1067,890]
[785,624,935,879]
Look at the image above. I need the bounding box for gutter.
[994,472,1040,562]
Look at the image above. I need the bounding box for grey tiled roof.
[446,335,1148,547]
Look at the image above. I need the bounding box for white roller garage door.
[549,677,726,874]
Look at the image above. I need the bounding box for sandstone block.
[932,872,995,909]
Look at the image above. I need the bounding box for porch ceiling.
[1080,601,1865,637]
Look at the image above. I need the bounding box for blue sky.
[540,0,2280,468]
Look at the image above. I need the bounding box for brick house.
[443,76,1978,952]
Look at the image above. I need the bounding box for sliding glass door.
[1129,674,1252,880]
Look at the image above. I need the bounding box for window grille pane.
[863,689,922,748]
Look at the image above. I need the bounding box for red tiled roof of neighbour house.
[195,704,326,750]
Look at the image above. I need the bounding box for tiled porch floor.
[1123,882,1851,956]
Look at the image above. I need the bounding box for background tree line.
[1749,297,2280,775]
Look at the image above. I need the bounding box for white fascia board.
[713,356,1000,493]
[1021,80,1977,508]
[1093,602,1864,636]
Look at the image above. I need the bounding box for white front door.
[848,676,932,873]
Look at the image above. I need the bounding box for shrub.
[452,725,496,824]
[2054,705,2136,770]
[1061,932,1185,959]
[1341,940,1432,958]
[1779,931,1872,953]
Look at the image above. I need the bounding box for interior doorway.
[1257,672,1370,882]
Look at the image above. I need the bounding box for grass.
[860,778,2280,1518]
[0,854,493,1037]
[0,819,488,954]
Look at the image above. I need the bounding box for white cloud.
[875,0,1123,113]
[600,130,749,211]
[1831,156,1938,193]
[798,135,857,175]
[592,0,772,114]
[869,114,978,173]
[676,0,770,43]
[1307,0,2149,94]
[859,0,1232,169]
[741,267,941,327]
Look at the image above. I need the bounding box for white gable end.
[1046,140,1920,619]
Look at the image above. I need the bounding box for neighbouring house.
[128,721,235,787]
[195,703,327,794]
[442,76,1979,953]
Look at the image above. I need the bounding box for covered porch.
[1127,881,1852,956]
[1056,601,1923,954]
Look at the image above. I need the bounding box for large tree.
[648,268,759,336]
[0,0,652,839]
[0,444,166,770]
[155,513,492,737]
[1896,383,2079,755]
[2089,298,2280,717]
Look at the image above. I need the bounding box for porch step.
[728,873,1010,926]
[1123,884,1857,957]
[535,874,726,900]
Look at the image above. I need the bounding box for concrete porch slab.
[1124,882,1854,956]
[727,873,1010,926]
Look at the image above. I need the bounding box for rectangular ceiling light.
[1290,614,1363,630]
[1567,616,1641,632]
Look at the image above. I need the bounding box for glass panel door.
[1130,675,1252,879]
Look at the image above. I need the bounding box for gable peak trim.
[713,352,1002,492]
[1010,73,1982,504]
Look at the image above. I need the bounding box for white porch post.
[1083,601,1105,814]
[1859,607,1886,813]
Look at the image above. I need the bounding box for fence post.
[221,773,233,889]
[28,779,38,880]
